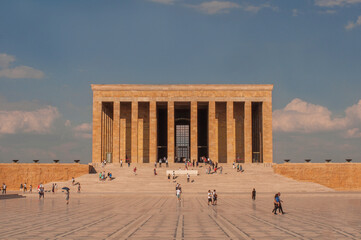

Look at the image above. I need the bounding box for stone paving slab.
[1,192,361,239]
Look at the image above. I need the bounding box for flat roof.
[91,84,273,91]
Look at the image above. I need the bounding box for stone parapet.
[0,163,90,190]
[273,163,361,191]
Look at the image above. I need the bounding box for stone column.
[227,101,235,163]
[262,100,273,163]
[113,101,120,163]
[167,101,174,162]
[131,101,138,163]
[119,116,126,162]
[92,100,102,163]
[191,101,198,162]
[244,101,252,163]
[149,101,157,163]
[208,101,217,161]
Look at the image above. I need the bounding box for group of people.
[272,192,285,215]
[99,171,113,181]
[19,183,33,193]
[232,162,244,172]
[207,189,218,205]
[156,157,169,167]
[119,159,132,167]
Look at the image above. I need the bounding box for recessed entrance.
[174,102,190,162]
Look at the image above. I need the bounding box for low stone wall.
[273,163,361,191]
[0,163,90,190]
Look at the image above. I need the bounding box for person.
[154,168,157,176]
[278,192,285,214]
[166,159,168,167]
[120,160,123,167]
[207,190,212,205]
[272,193,279,215]
[154,162,157,168]
[2,183,6,194]
[65,189,70,204]
[78,184,81,193]
[72,177,75,185]
[172,171,175,179]
[176,187,181,201]
[29,185,32,193]
[128,161,130,167]
[239,165,244,173]
[52,184,55,193]
[233,162,235,169]
[20,183,23,191]
[236,164,239,172]
[187,173,190,183]
[99,172,102,180]
[252,188,256,200]
[192,159,195,167]
[109,172,112,180]
[55,183,58,192]
[213,190,217,205]
[38,184,44,199]
[23,183,27,192]
[168,174,170,180]
[159,159,162,167]
[133,167,137,175]
[219,166,223,174]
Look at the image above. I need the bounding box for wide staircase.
[45,163,333,194]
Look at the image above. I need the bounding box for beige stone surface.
[244,101,252,163]
[131,101,138,163]
[273,163,361,191]
[167,101,174,162]
[0,163,90,190]
[113,101,120,163]
[190,101,197,162]
[149,101,157,163]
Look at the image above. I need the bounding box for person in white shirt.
[208,190,213,205]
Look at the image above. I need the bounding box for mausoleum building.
[91,84,273,163]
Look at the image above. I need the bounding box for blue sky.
[0,0,361,163]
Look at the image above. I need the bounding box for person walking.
[29,185,32,193]
[154,168,157,176]
[23,183,27,192]
[38,184,44,199]
[166,159,168,167]
[133,167,137,175]
[277,196,283,213]
[207,190,212,205]
[2,183,6,194]
[187,173,190,183]
[52,184,55,193]
[213,190,218,205]
[65,189,70,204]
[20,183,23,192]
[252,188,256,200]
[120,160,123,167]
[272,193,279,215]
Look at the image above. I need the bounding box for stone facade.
[92,84,273,164]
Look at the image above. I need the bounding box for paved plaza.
[1,192,361,239]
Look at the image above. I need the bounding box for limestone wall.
[273,163,361,191]
[0,163,90,190]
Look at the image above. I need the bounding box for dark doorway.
[197,102,208,161]
[252,102,263,163]
[175,102,190,162]
[157,102,167,161]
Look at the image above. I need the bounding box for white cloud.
[345,15,361,30]
[0,66,44,79]
[0,54,15,68]
[0,53,44,79]
[148,0,175,4]
[189,1,241,14]
[273,98,361,137]
[73,123,92,139]
[315,0,361,7]
[187,1,278,15]
[65,120,71,127]
[0,106,60,134]
[243,3,278,13]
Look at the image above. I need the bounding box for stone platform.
[1,192,361,239]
